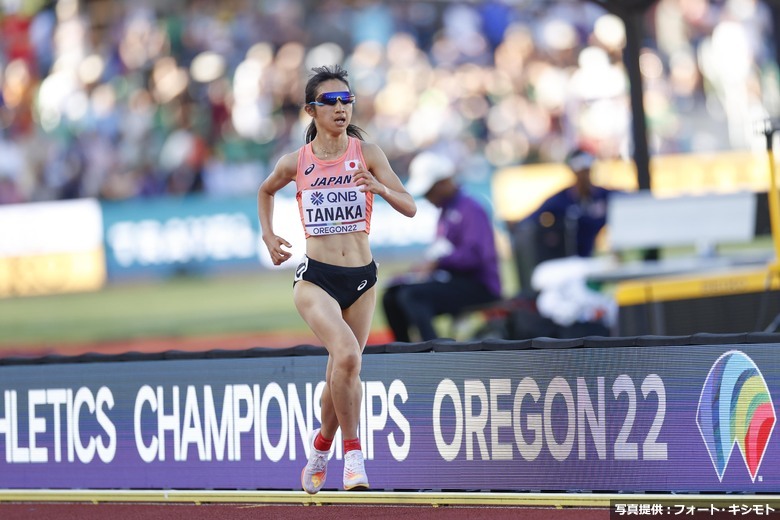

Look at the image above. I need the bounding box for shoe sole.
[343,481,369,491]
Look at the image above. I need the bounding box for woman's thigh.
[294,281,361,356]
[342,286,376,349]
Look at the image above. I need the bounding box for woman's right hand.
[263,234,293,265]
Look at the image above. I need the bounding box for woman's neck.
[312,134,348,160]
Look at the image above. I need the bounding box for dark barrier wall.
[0,334,778,493]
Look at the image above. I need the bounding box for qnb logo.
[310,192,324,205]
[697,350,776,482]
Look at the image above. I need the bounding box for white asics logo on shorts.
[357,280,368,291]
[295,257,309,281]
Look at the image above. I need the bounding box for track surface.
[0,502,609,519]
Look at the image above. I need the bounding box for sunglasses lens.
[319,91,355,105]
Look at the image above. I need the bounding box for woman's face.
[308,79,353,133]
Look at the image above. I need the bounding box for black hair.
[304,65,365,143]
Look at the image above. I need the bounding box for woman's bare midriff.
[305,233,372,267]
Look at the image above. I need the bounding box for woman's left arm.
[355,142,417,218]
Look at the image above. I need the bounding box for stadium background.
[1,0,777,205]
[1,0,780,517]
[1,0,779,351]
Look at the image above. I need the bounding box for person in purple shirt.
[382,151,502,342]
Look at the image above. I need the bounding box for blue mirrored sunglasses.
[308,91,356,106]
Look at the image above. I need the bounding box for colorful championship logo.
[697,350,776,482]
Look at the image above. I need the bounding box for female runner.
[258,65,416,492]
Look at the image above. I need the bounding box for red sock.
[343,437,361,454]
[314,431,333,452]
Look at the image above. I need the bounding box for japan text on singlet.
[296,137,373,238]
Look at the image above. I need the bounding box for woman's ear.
[304,104,315,117]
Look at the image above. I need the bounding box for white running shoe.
[343,449,369,490]
[301,429,330,494]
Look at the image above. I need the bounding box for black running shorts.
[293,255,378,309]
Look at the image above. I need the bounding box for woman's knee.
[332,348,362,376]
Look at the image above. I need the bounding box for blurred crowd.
[0,0,777,205]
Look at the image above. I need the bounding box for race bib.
[301,187,367,236]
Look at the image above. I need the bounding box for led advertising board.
[0,344,777,492]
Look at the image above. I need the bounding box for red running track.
[0,503,609,519]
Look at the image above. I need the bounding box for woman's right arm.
[258,152,298,266]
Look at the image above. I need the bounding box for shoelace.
[309,450,328,472]
[344,452,363,474]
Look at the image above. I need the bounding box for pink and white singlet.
[295,137,373,238]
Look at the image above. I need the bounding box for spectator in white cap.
[381,150,502,342]
[404,151,458,200]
